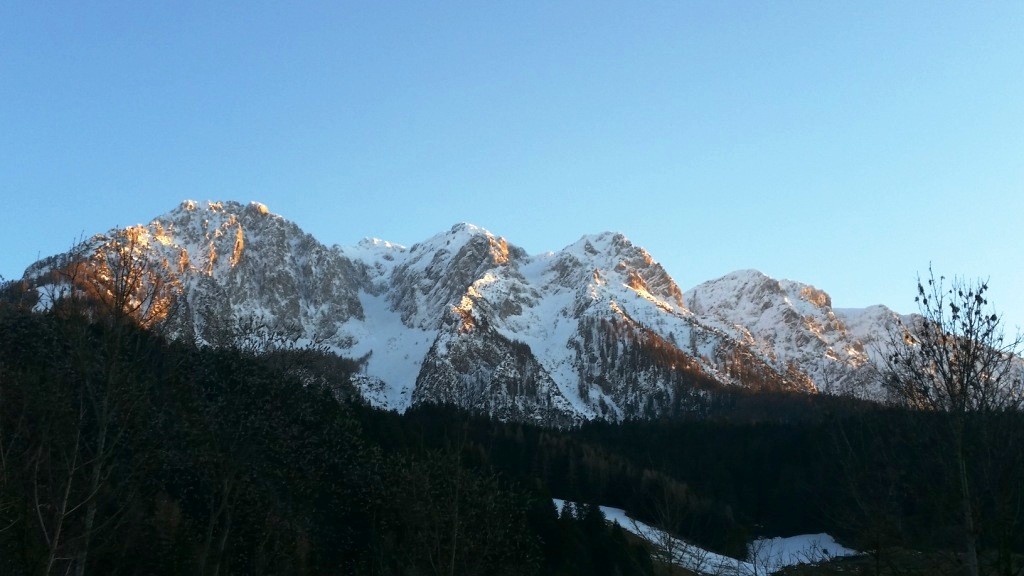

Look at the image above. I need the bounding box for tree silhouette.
[882,267,1023,576]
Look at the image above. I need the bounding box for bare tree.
[639,477,686,575]
[747,537,781,576]
[72,226,179,328]
[882,267,1023,576]
[20,228,180,576]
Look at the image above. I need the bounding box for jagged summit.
[22,200,901,423]
[356,237,405,250]
[168,199,279,227]
[686,270,901,395]
[445,221,493,237]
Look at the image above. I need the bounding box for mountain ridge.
[21,200,904,423]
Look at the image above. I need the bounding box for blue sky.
[2,2,1022,329]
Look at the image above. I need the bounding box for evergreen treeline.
[2,280,1022,575]
[0,290,656,575]
[357,393,1024,569]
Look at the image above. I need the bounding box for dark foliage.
[2,276,1022,575]
[0,284,649,575]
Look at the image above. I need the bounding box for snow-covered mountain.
[685,270,905,399]
[21,200,904,423]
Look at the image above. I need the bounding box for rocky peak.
[561,232,685,312]
[388,224,526,329]
[685,270,889,394]
[21,201,909,422]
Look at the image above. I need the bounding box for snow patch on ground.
[747,533,858,574]
[553,499,858,575]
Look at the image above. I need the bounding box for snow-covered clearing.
[553,499,858,575]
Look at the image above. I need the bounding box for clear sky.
[2,2,1022,330]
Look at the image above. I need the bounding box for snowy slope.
[460,233,806,420]
[22,200,905,422]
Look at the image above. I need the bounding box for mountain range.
[22,200,906,424]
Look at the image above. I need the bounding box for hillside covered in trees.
[1,278,1022,575]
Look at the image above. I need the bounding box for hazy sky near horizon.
[2,2,1022,329]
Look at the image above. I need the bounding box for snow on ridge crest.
[413,222,496,249]
[357,237,405,251]
[22,201,903,421]
[560,231,685,312]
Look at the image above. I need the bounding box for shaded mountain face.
[22,200,903,423]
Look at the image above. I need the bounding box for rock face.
[685,270,905,398]
[23,200,905,423]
